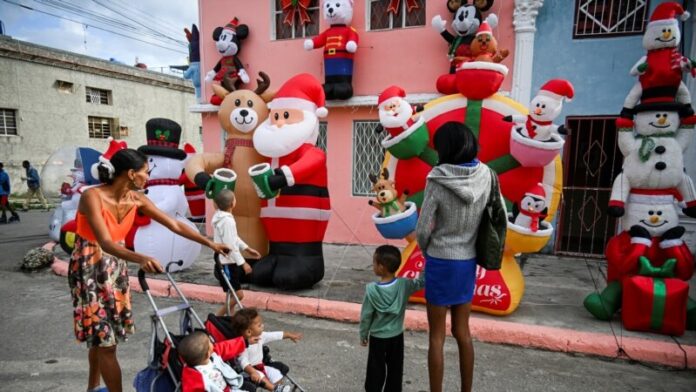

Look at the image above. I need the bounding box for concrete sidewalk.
[52,241,696,369]
[50,240,696,368]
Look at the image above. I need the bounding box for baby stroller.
[133,261,257,392]
[212,254,306,392]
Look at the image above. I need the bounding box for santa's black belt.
[269,242,323,255]
[281,184,329,198]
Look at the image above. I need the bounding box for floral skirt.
[68,236,134,347]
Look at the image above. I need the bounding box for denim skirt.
[424,254,477,306]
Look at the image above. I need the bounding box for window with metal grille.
[88,116,113,139]
[317,121,328,152]
[0,108,18,136]
[86,87,112,105]
[369,0,426,31]
[573,0,649,39]
[272,0,320,40]
[352,120,385,196]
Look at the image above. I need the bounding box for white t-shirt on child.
[195,361,227,390]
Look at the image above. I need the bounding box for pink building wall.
[197,0,517,244]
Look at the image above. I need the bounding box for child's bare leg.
[87,346,101,389]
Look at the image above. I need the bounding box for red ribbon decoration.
[387,0,420,14]
[282,0,312,26]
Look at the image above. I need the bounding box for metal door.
[555,116,623,257]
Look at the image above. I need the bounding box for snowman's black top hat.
[633,101,687,114]
[138,118,187,160]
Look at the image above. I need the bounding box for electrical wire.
[2,0,187,54]
[33,0,186,47]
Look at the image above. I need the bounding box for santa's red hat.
[183,142,196,154]
[475,21,493,36]
[224,17,240,32]
[649,2,689,26]
[524,183,546,200]
[378,85,406,109]
[268,73,328,118]
[90,137,128,180]
[538,79,574,102]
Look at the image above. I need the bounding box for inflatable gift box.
[622,274,688,336]
[509,128,565,167]
[373,201,419,239]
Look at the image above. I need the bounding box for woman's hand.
[211,242,231,256]
[244,247,262,260]
[140,257,164,273]
[242,262,253,275]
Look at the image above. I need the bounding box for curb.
[48,244,694,370]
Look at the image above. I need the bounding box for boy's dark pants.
[365,333,404,392]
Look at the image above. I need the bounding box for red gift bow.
[388,0,420,14]
[282,0,312,26]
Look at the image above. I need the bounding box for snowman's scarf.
[635,132,676,162]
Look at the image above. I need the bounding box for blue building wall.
[531,0,690,117]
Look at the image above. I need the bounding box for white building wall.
[0,40,202,196]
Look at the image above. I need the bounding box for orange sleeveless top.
[75,189,138,243]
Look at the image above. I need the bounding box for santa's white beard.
[254,112,318,158]
[379,105,412,128]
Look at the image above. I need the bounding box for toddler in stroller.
[178,331,250,392]
[205,309,301,392]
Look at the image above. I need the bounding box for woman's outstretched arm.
[136,192,230,255]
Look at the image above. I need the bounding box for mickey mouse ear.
[474,0,495,12]
[447,0,463,13]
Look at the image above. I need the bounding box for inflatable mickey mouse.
[205,18,250,105]
[432,0,498,94]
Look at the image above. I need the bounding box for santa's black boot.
[270,242,325,290]
[250,254,279,287]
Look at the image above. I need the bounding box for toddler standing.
[359,245,425,392]
[213,189,261,315]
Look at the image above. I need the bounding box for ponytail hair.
[94,148,147,184]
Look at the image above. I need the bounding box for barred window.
[352,121,385,196]
[317,121,328,152]
[88,116,113,139]
[86,87,112,105]
[573,0,649,39]
[368,0,426,31]
[272,0,320,40]
[0,108,18,136]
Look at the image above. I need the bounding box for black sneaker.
[0,216,7,224]
[9,215,20,223]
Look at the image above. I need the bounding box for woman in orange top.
[68,148,230,392]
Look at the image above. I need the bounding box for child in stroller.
[178,331,249,391]
[230,308,302,391]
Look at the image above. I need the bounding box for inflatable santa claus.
[250,73,331,290]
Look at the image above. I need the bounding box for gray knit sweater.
[415,162,497,260]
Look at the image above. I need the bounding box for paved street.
[1,212,695,391]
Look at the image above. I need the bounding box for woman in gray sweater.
[416,122,501,392]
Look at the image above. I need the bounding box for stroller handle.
[137,269,149,291]
[166,260,184,273]
[213,253,223,273]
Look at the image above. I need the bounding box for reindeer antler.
[254,72,271,95]
[381,167,390,180]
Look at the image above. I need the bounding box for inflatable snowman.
[585,193,694,327]
[608,104,696,218]
[134,118,201,271]
[47,147,101,253]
